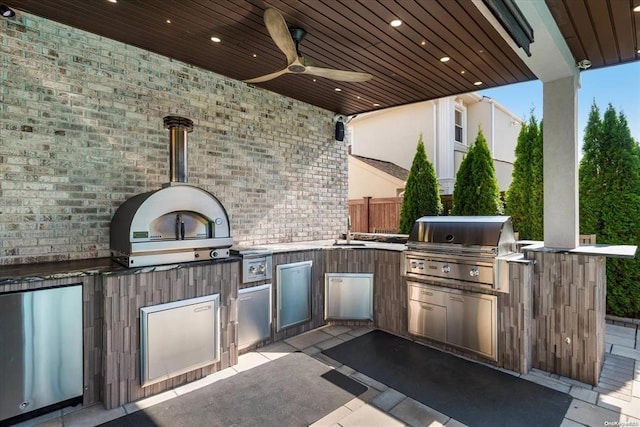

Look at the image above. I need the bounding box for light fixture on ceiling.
[108,0,117,3]
[334,88,342,92]
[390,19,402,27]
[166,19,171,24]
[440,56,450,62]
[482,0,534,57]
[210,36,221,43]
[1,5,15,17]
[577,59,591,70]
[634,4,640,12]
[474,81,483,86]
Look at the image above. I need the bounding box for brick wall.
[0,13,347,265]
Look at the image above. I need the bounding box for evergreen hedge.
[399,134,441,233]
[505,116,543,239]
[452,129,502,215]
[579,103,640,318]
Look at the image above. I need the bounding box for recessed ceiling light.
[474,81,483,86]
[252,53,257,58]
[334,88,342,92]
[420,40,427,46]
[0,5,15,17]
[460,70,466,74]
[440,56,450,62]
[390,19,402,27]
[166,19,171,24]
[108,0,117,3]
[633,5,640,12]
[211,36,221,43]
[373,103,380,107]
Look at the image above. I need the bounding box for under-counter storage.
[325,273,374,320]
[276,261,312,331]
[407,281,497,360]
[238,284,272,349]
[140,294,220,387]
[0,285,83,423]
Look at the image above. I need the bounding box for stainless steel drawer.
[408,299,446,342]
[408,283,447,306]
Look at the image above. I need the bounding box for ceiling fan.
[244,8,373,84]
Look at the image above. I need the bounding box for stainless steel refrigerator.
[0,284,83,422]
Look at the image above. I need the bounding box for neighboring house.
[348,154,408,199]
[347,92,522,196]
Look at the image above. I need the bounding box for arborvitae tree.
[451,143,475,215]
[530,120,544,240]
[398,134,442,233]
[452,129,502,215]
[580,103,640,317]
[505,115,543,239]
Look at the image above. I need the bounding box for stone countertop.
[520,242,638,259]
[0,240,405,286]
[239,239,406,254]
[0,256,241,287]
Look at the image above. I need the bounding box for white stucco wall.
[348,156,405,199]
[349,101,435,170]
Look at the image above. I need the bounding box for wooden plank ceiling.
[3,0,638,116]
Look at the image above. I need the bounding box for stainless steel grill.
[110,116,233,267]
[402,216,517,292]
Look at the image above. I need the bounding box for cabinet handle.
[420,291,433,296]
[449,296,464,303]
[420,304,433,310]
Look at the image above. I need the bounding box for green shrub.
[579,103,640,318]
[399,134,441,233]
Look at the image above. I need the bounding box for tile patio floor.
[13,320,640,427]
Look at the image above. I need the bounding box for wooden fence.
[348,195,454,233]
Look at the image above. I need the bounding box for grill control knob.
[442,264,451,273]
[469,267,480,277]
[410,261,418,269]
[210,250,219,258]
[418,262,425,270]
[249,265,256,274]
[258,264,266,273]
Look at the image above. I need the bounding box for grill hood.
[407,216,515,255]
[110,116,232,267]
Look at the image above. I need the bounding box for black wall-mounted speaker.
[335,121,345,141]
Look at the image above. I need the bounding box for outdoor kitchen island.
[0,237,634,421]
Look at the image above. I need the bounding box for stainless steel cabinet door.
[407,300,446,342]
[325,273,373,320]
[0,285,83,421]
[238,284,272,349]
[446,292,496,359]
[277,261,312,331]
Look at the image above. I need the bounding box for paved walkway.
[14,321,640,427]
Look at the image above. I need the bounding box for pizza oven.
[110,116,233,267]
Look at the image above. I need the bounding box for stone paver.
[351,372,389,392]
[123,389,178,413]
[338,403,406,427]
[62,404,126,427]
[390,397,450,427]
[570,386,598,405]
[611,346,640,361]
[598,394,640,419]
[257,341,297,360]
[315,336,346,351]
[560,418,586,427]
[370,388,406,412]
[309,405,353,427]
[233,351,270,372]
[520,372,571,393]
[565,399,622,426]
[444,418,468,427]
[344,388,379,411]
[285,329,333,350]
[321,325,352,336]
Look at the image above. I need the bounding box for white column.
[543,74,580,248]
[436,97,455,194]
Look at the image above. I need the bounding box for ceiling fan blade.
[263,8,298,65]
[243,67,291,83]
[304,66,373,82]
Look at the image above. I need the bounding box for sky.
[478,61,640,149]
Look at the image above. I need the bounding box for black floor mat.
[323,330,572,427]
[99,352,366,427]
